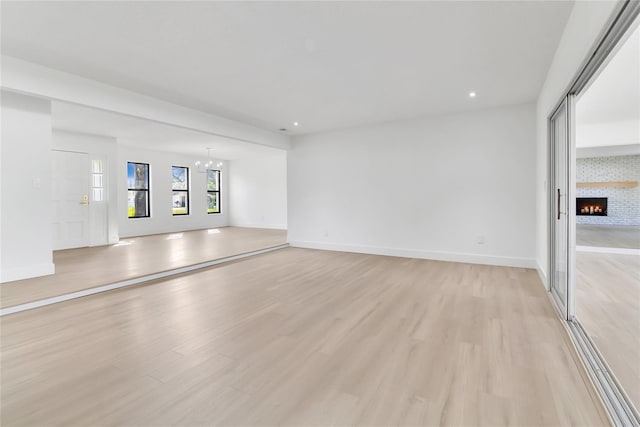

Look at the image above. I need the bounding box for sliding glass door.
[550,96,574,320]
[547,3,640,424]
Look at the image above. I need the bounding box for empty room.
[1,1,638,426]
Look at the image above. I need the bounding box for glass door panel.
[550,98,570,318]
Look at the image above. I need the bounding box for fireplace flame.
[580,205,603,214]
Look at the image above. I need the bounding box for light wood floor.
[1,248,608,426]
[576,250,640,411]
[0,227,287,309]
[576,225,640,249]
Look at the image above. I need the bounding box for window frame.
[171,165,190,216]
[127,161,150,219]
[207,169,221,214]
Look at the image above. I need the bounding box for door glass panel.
[574,22,640,411]
[551,100,569,315]
[92,159,103,174]
[92,188,104,202]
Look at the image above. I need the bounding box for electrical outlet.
[476,235,486,245]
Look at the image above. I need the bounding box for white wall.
[117,146,229,237]
[576,119,640,148]
[52,130,119,245]
[289,103,537,268]
[229,151,288,230]
[535,1,619,285]
[0,91,54,282]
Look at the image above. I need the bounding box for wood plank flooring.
[1,248,608,426]
[0,227,287,309]
[576,250,640,410]
[576,225,640,249]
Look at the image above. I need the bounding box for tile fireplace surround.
[576,155,640,226]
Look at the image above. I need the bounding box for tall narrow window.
[92,159,104,202]
[127,162,150,218]
[172,166,189,215]
[207,169,221,214]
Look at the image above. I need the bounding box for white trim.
[229,223,287,230]
[0,262,55,283]
[536,260,549,290]
[289,240,536,269]
[576,245,640,255]
[568,93,577,320]
[0,244,289,316]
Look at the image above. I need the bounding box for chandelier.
[195,148,223,173]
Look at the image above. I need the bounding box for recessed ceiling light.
[293,122,299,126]
[469,91,477,98]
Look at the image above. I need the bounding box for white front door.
[52,150,90,250]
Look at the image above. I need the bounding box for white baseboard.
[0,262,55,283]
[289,240,536,269]
[230,223,287,230]
[536,260,548,290]
[576,246,640,255]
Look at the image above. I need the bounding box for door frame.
[548,95,576,321]
[546,1,640,424]
[547,0,639,324]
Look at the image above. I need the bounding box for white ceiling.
[577,25,640,125]
[577,144,640,159]
[576,24,640,148]
[52,102,283,160]
[2,1,573,135]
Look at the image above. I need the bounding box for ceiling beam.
[1,55,291,151]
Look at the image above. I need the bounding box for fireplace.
[576,197,607,216]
